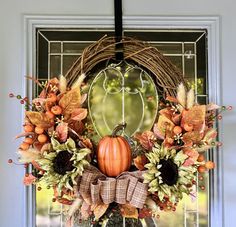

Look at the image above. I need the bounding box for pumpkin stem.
[111,123,126,137]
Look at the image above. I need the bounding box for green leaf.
[51,137,66,151]
[174,151,188,164]
[65,137,76,151]
[158,190,164,201]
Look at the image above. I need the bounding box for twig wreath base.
[65,36,187,97]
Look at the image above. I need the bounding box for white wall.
[0,0,235,226]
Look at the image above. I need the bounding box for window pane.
[36,29,208,227]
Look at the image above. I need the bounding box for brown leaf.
[56,122,68,142]
[26,111,54,129]
[92,203,109,220]
[134,155,148,170]
[71,108,88,121]
[119,204,138,219]
[80,137,93,149]
[135,131,156,150]
[68,121,85,136]
[59,87,81,119]
[166,95,178,103]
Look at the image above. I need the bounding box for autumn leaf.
[119,204,138,219]
[135,131,156,150]
[157,115,175,137]
[26,111,54,129]
[71,108,88,121]
[134,155,148,170]
[181,105,206,132]
[182,131,204,145]
[59,87,81,119]
[23,173,36,186]
[91,203,109,220]
[56,122,68,142]
[166,95,178,103]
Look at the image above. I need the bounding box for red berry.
[199,176,204,181]
[8,159,13,164]
[217,115,222,120]
[200,185,205,190]
[9,93,14,98]
[217,142,223,147]
[227,106,233,111]
[20,100,25,104]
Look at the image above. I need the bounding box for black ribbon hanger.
[114,0,124,61]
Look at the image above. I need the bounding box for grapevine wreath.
[9,36,230,226]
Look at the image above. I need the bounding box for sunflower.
[143,144,196,203]
[38,137,91,192]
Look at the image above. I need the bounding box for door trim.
[23,15,222,227]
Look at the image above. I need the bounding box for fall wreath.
[9,36,230,226]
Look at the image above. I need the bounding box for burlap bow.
[78,166,148,208]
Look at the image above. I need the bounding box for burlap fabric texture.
[78,166,148,208]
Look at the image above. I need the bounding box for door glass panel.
[36,29,208,227]
[88,61,158,139]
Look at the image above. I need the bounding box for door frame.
[23,15,222,227]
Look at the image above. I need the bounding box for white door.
[1,2,235,227]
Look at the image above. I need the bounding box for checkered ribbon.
[78,166,148,208]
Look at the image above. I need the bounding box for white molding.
[24,15,222,227]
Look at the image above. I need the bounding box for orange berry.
[197,154,205,162]
[183,123,193,132]
[45,111,55,119]
[35,126,44,134]
[173,126,182,135]
[24,137,34,145]
[38,134,48,143]
[47,93,57,102]
[20,142,30,150]
[205,161,215,169]
[24,125,34,132]
[198,165,206,173]
[51,105,62,115]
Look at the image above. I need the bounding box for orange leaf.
[59,88,81,120]
[26,111,54,129]
[119,204,138,219]
[23,173,36,186]
[182,131,204,145]
[181,105,206,132]
[91,203,109,220]
[71,108,88,121]
[157,115,175,137]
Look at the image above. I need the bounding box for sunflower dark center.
[159,159,178,186]
[53,150,75,175]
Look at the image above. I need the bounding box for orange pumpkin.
[97,123,132,177]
